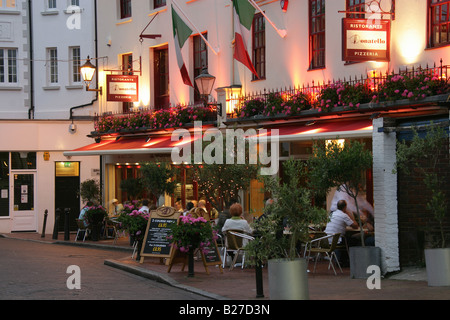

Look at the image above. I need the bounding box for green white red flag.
[233,0,258,77]
[172,5,194,87]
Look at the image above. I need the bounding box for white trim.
[63,148,174,157]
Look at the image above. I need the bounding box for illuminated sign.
[342,18,391,62]
[106,75,139,102]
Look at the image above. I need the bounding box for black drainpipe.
[28,0,34,119]
[70,0,100,120]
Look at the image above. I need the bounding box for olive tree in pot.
[307,139,379,279]
[246,159,328,300]
[395,125,449,286]
[140,161,178,207]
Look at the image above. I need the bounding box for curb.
[104,259,228,300]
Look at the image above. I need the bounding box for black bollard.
[253,231,264,298]
[64,208,70,241]
[41,210,48,238]
[52,208,61,240]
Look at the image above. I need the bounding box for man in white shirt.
[324,200,358,243]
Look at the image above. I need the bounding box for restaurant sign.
[106,75,139,102]
[342,18,390,62]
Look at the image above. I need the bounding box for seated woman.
[222,203,252,235]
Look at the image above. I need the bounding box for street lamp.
[80,56,103,94]
[194,68,222,117]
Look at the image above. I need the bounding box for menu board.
[200,241,223,274]
[139,207,181,264]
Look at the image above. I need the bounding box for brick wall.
[397,140,450,266]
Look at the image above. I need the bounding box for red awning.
[64,119,373,156]
[64,135,189,156]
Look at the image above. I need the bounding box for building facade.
[64,0,450,274]
[0,0,99,234]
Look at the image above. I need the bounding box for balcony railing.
[229,61,450,120]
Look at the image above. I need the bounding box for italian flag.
[172,5,194,87]
[233,0,258,77]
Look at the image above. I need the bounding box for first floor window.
[0,0,16,9]
[0,48,18,84]
[193,33,208,103]
[120,0,131,19]
[48,0,56,9]
[309,0,325,69]
[428,0,450,47]
[252,13,266,80]
[48,48,58,84]
[154,0,166,9]
[70,47,81,83]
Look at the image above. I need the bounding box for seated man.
[324,200,358,266]
[324,199,359,242]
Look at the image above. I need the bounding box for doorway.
[154,46,169,109]
[55,162,80,232]
[11,172,37,232]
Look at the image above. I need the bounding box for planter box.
[349,246,381,279]
[268,258,309,300]
[425,248,450,287]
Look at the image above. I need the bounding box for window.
[154,0,166,9]
[0,48,18,84]
[120,0,131,19]
[346,0,366,18]
[11,152,36,170]
[70,47,81,83]
[47,48,58,84]
[428,0,450,47]
[0,0,16,9]
[48,0,56,9]
[252,13,266,80]
[309,0,325,69]
[71,0,80,6]
[193,34,208,103]
[122,53,133,113]
[154,47,169,109]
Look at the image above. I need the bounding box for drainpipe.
[69,0,100,120]
[28,0,34,119]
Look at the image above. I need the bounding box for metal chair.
[223,230,255,270]
[305,233,343,275]
[75,219,89,242]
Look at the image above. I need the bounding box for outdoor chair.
[103,218,119,244]
[223,230,255,270]
[305,233,343,275]
[75,219,89,242]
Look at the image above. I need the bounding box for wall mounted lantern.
[80,56,103,94]
[195,68,222,117]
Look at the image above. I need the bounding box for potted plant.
[80,179,101,203]
[168,215,218,277]
[307,139,379,279]
[84,205,108,241]
[140,161,178,206]
[395,125,449,286]
[117,205,150,260]
[247,159,328,300]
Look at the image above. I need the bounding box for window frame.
[47,47,58,84]
[193,33,208,103]
[428,0,450,48]
[0,48,18,84]
[119,0,132,19]
[252,12,266,80]
[153,0,166,10]
[308,0,326,70]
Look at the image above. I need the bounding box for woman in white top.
[222,203,252,234]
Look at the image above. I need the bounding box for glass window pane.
[11,152,36,170]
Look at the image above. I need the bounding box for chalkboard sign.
[139,207,181,264]
[200,240,223,274]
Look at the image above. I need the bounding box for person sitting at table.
[138,199,150,213]
[325,200,358,239]
[190,199,209,220]
[359,210,375,246]
[222,203,252,235]
[79,201,93,227]
[324,200,358,266]
[183,201,194,216]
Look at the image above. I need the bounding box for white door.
[11,173,37,232]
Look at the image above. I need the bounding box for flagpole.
[248,0,287,39]
[172,0,220,55]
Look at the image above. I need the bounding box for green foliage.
[84,205,108,225]
[247,159,328,263]
[80,179,101,203]
[120,178,143,201]
[307,140,373,246]
[395,125,449,248]
[193,135,259,210]
[116,203,149,241]
[140,161,178,203]
[168,215,217,254]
